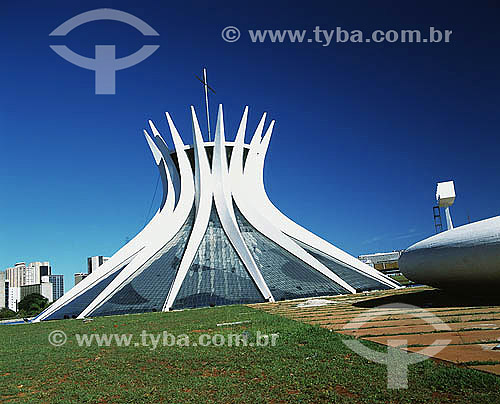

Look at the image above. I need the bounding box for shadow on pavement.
[354,288,500,309]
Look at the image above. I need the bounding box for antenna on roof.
[195,68,216,141]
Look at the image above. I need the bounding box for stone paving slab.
[266,308,500,327]
[340,318,455,329]
[471,364,500,375]
[280,307,500,320]
[251,287,500,376]
[332,319,500,336]
[303,313,500,326]
[336,323,441,336]
[405,344,500,363]
[323,315,500,329]
[364,329,500,347]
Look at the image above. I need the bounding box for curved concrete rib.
[78,115,196,318]
[228,106,249,180]
[148,120,181,211]
[162,107,214,311]
[250,112,267,149]
[34,130,175,321]
[144,130,171,213]
[246,122,399,289]
[212,105,274,302]
[32,250,141,322]
[231,115,356,293]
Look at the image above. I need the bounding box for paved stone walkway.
[249,287,500,376]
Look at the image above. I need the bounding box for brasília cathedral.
[34,105,398,321]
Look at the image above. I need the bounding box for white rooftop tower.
[436,181,456,230]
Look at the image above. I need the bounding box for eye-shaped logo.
[50,8,159,94]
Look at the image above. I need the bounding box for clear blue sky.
[1,1,499,291]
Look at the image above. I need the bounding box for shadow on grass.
[353,288,500,309]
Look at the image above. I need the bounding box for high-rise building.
[0,272,7,309]
[5,261,51,287]
[35,106,399,322]
[8,287,20,312]
[87,256,109,274]
[4,279,9,309]
[4,261,56,310]
[49,274,64,301]
[29,262,51,284]
[5,262,28,288]
[20,276,53,303]
[25,264,36,285]
[74,273,88,286]
[358,252,402,274]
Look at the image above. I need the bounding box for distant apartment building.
[4,280,9,309]
[49,274,64,301]
[74,256,109,286]
[2,261,63,311]
[5,262,28,288]
[87,256,109,274]
[358,251,402,275]
[0,272,7,309]
[25,263,36,285]
[8,287,20,311]
[74,273,88,286]
[30,261,51,284]
[5,261,51,288]
[20,276,53,303]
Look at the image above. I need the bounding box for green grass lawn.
[1,305,499,403]
[388,274,413,286]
